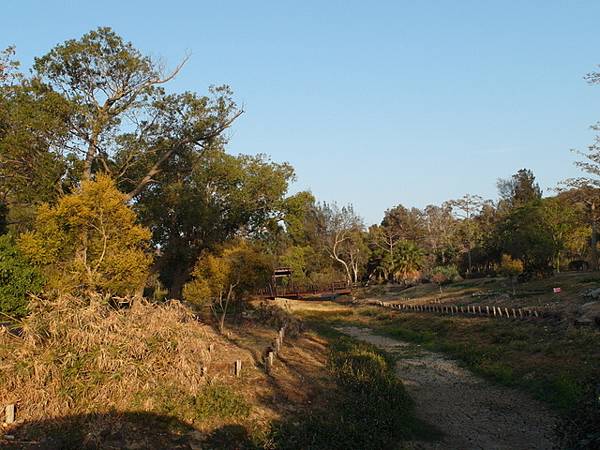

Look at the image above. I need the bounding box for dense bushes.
[0,234,43,318]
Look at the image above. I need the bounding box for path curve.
[336,326,557,450]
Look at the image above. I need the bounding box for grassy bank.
[271,330,433,449]
[294,300,599,449]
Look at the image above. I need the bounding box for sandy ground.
[336,326,558,450]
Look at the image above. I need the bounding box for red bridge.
[255,281,352,300]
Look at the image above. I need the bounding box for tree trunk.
[168,266,189,300]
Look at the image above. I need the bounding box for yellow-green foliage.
[18,175,152,295]
[184,241,272,305]
[499,254,524,278]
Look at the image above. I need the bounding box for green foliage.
[139,148,295,297]
[497,202,557,273]
[183,240,272,331]
[0,234,43,318]
[18,175,152,295]
[272,338,418,449]
[152,383,250,422]
[430,265,461,288]
[0,75,73,229]
[497,168,542,209]
[389,240,425,284]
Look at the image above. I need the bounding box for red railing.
[254,281,351,300]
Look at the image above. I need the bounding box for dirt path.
[336,326,557,450]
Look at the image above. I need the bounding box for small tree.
[0,234,44,318]
[430,265,460,293]
[499,254,524,295]
[18,175,152,295]
[183,241,272,333]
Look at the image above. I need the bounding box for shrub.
[499,254,524,295]
[0,234,43,318]
[18,175,152,295]
[273,338,416,449]
[430,265,461,292]
[183,241,272,332]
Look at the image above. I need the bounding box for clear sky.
[4,0,600,225]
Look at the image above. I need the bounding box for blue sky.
[4,0,600,224]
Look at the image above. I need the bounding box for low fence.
[373,300,554,321]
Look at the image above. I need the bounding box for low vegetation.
[0,293,243,444]
[272,335,425,450]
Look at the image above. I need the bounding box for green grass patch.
[271,335,438,449]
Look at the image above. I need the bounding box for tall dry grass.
[0,294,214,422]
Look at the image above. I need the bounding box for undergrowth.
[270,336,430,449]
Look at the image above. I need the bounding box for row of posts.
[378,301,540,320]
[265,325,287,375]
[198,323,287,380]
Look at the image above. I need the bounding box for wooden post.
[201,366,208,377]
[478,306,482,315]
[266,351,274,374]
[234,360,242,377]
[208,343,215,354]
[504,308,510,318]
[274,337,281,353]
[5,404,15,424]
[486,306,490,316]
[512,308,517,318]
[518,308,523,319]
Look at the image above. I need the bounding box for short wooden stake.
[486,306,490,316]
[5,404,15,424]
[504,308,510,318]
[533,310,539,318]
[478,306,482,314]
[266,351,274,374]
[275,337,281,353]
[518,309,523,319]
[234,360,242,377]
[208,343,215,354]
[512,308,517,318]
[201,366,208,377]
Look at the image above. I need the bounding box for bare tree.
[317,202,365,284]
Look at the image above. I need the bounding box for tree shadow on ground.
[2,411,257,450]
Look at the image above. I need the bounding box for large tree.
[138,147,298,298]
[31,27,241,199]
[497,168,542,210]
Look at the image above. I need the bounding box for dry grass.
[0,294,220,423]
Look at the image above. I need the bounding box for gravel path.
[336,326,557,450]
